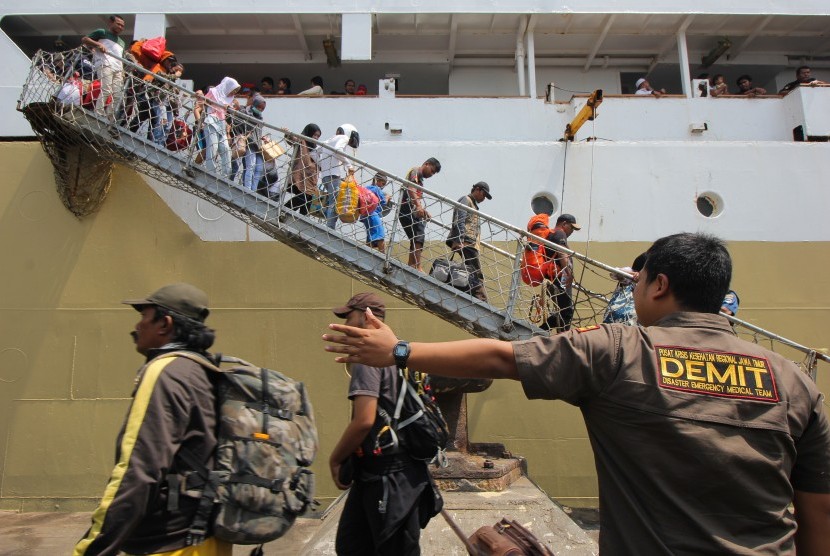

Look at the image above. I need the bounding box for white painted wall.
[146,136,830,244]
[260,94,807,143]
[449,66,623,97]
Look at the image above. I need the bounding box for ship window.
[531,194,558,216]
[696,192,723,218]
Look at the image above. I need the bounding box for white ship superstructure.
[1,2,829,244]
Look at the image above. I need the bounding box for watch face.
[394,343,408,358]
[393,342,409,366]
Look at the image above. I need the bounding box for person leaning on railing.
[81,15,125,124]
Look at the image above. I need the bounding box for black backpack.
[373,368,449,465]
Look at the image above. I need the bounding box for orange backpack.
[521,244,556,286]
[521,214,557,286]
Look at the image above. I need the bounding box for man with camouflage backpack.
[74,283,229,556]
[75,283,317,556]
[329,292,442,556]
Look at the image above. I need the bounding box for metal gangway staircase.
[17,48,830,376]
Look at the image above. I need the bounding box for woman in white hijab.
[202,76,240,176]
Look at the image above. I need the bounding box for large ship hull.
[1,143,827,511]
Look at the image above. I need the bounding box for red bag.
[166,118,192,151]
[140,36,167,62]
[81,80,111,110]
[357,186,379,216]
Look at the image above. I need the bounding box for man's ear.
[158,315,174,335]
[652,273,671,299]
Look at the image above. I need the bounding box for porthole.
[531,193,558,216]
[696,192,724,218]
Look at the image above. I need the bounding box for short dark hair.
[425,157,441,173]
[109,15,124,23]
[279,77,291,88]
[261,76,274,87]
[345,79,355,87]
[632,252,647,272]
[796,65,811,75]
[642,233,731,314]
[311,75,324,87]
[152,306,216,352]
[736,74,752,85]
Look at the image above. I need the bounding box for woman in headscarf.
[285,123,321,214]
[202,76,240,176]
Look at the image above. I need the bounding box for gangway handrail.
[17,46,829,374]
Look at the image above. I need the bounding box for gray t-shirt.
[348,363,399,412]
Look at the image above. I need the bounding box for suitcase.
[441,510,554,556]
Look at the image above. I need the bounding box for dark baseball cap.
[474,181,492,200]
[333,292,386,319]
[556,213,581,230]
[123,283,210,321]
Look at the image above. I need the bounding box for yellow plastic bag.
[336,169,359,223]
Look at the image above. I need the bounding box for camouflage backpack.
[163,352,318,549]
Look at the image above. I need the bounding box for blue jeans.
[322,175,339,229]
[242,149,264,192]
[150,99,170,146]
[203,114,231,177]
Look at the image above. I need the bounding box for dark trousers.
[335,479,422,556]
[543,287,574,332]
[459,245,486,300]
[286,192,311,215]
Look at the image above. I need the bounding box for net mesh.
[16,47,828,377]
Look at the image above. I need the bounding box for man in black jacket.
[73,283,229,556]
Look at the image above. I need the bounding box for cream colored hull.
[0,144,827,511]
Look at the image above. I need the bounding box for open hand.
[323,308,398,367]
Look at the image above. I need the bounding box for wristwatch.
[393,341,411,369]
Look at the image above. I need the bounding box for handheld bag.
[336,169,359,223]
[261,136,286,162]
[429,253,470,290]
[166,118,192,151]
[357,186,379,217]
[468,518,554,556]
[163,352,318,546]
[230,134,248,160]
[140,36,167,62]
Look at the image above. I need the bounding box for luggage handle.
[440,509,479,555]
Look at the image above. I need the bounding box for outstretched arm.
[323,308,518,380]
[794,490,830,556]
